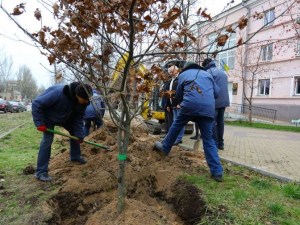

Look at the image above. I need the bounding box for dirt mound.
[46,119,209,224]
[23,165,36,175]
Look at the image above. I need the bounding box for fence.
[225,103,277,123]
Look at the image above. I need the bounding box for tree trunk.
[249,104,253,124]
[117,109,131,213]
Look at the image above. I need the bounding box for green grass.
[0,111,33,135]
[225,121,300,132]
[0,113,64,225]
[179,164,300,224]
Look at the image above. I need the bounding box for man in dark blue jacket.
[84,89,105,137]
[32,82,92,182]
[155,61,224,182]
[203,58,230,150]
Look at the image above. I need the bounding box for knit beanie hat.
[202,58,212,68]
[183,61,198,70]
[75,83,92,100]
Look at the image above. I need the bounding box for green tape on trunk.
[118,154,127,161]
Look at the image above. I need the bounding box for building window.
[261,44,273,61]
[207,30,236,70]
[297,40,300,56]
[259,79,270,95]
[295,77,300,95]
[264,9,275,26]
[233,83,238,95]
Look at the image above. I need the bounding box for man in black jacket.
[166,65,185,145]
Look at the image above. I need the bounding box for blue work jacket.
[204,61,230,108]
[32,84,88,139]
[176,65,220,119]
[84,90,105,120]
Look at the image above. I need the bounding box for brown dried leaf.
[144,15,152,22]
[11,3,25,16]
[56,73,62,80]
[217,34,229,47]
[226,26,236,33]
[34,8,41,21]
[48,55,56,65]
[237,38,243,46]
[201,9,212,21]
[252,11,264,20]
[53,3,59,17]
[166,90,176,98]
[196,8,202,16]
[237,16,248,30]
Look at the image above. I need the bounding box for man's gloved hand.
[76,139,84,144]
[37,125,47,132]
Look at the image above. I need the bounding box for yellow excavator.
[110,54,193,135]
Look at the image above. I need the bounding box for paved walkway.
[179,125,300,182]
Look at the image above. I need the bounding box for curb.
[179,144,299,183]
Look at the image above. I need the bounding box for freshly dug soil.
[45,119,210,225]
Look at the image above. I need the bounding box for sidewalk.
[179,125,300,182]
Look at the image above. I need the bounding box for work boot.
[218,145,225,150]
[35,173,52,182]
[210,174,223,182]
[154,141,169,156]
[190,135,199,140]
[71,157,87,164]
[174,140,183,145]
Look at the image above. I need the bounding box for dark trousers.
[212,107,226,148]
[36,123,82,177]
[164,108,173,133]
[162,114,223,175]
[84,118,103,137]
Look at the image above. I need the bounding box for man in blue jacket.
[84,89,105,137]
[155,61,223,182]
[32,82,92,182]
[203,58,230,150]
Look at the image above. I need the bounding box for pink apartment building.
[198,0,300,122]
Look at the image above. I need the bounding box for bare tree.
[15,65,39,101]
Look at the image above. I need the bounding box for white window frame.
[295,76,300,95]
[261,44,273,62]
[264,9,275,26]
[207,28,236,70]
[259,79,270,95]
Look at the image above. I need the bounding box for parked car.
[18,102,27,112]
[9,101,22,113]
[0,100,13,113]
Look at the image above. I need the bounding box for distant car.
[0,100,13,113]
[18,102,27,112]
[9,101,22,113]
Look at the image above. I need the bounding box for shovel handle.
[46,128,111,151]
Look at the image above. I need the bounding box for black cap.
[75,84,92,100]
[202,58,212,68]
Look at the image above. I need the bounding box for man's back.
[205,61,230,108]
[176,66,220,119]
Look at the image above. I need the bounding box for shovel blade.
[193,137,201,154]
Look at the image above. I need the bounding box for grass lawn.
[225,120,300,132]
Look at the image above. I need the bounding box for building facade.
[199,0,300,122]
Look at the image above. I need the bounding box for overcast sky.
[0,0,241,88]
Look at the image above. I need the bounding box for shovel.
[46,128,111,151]
[193,136,201,155]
